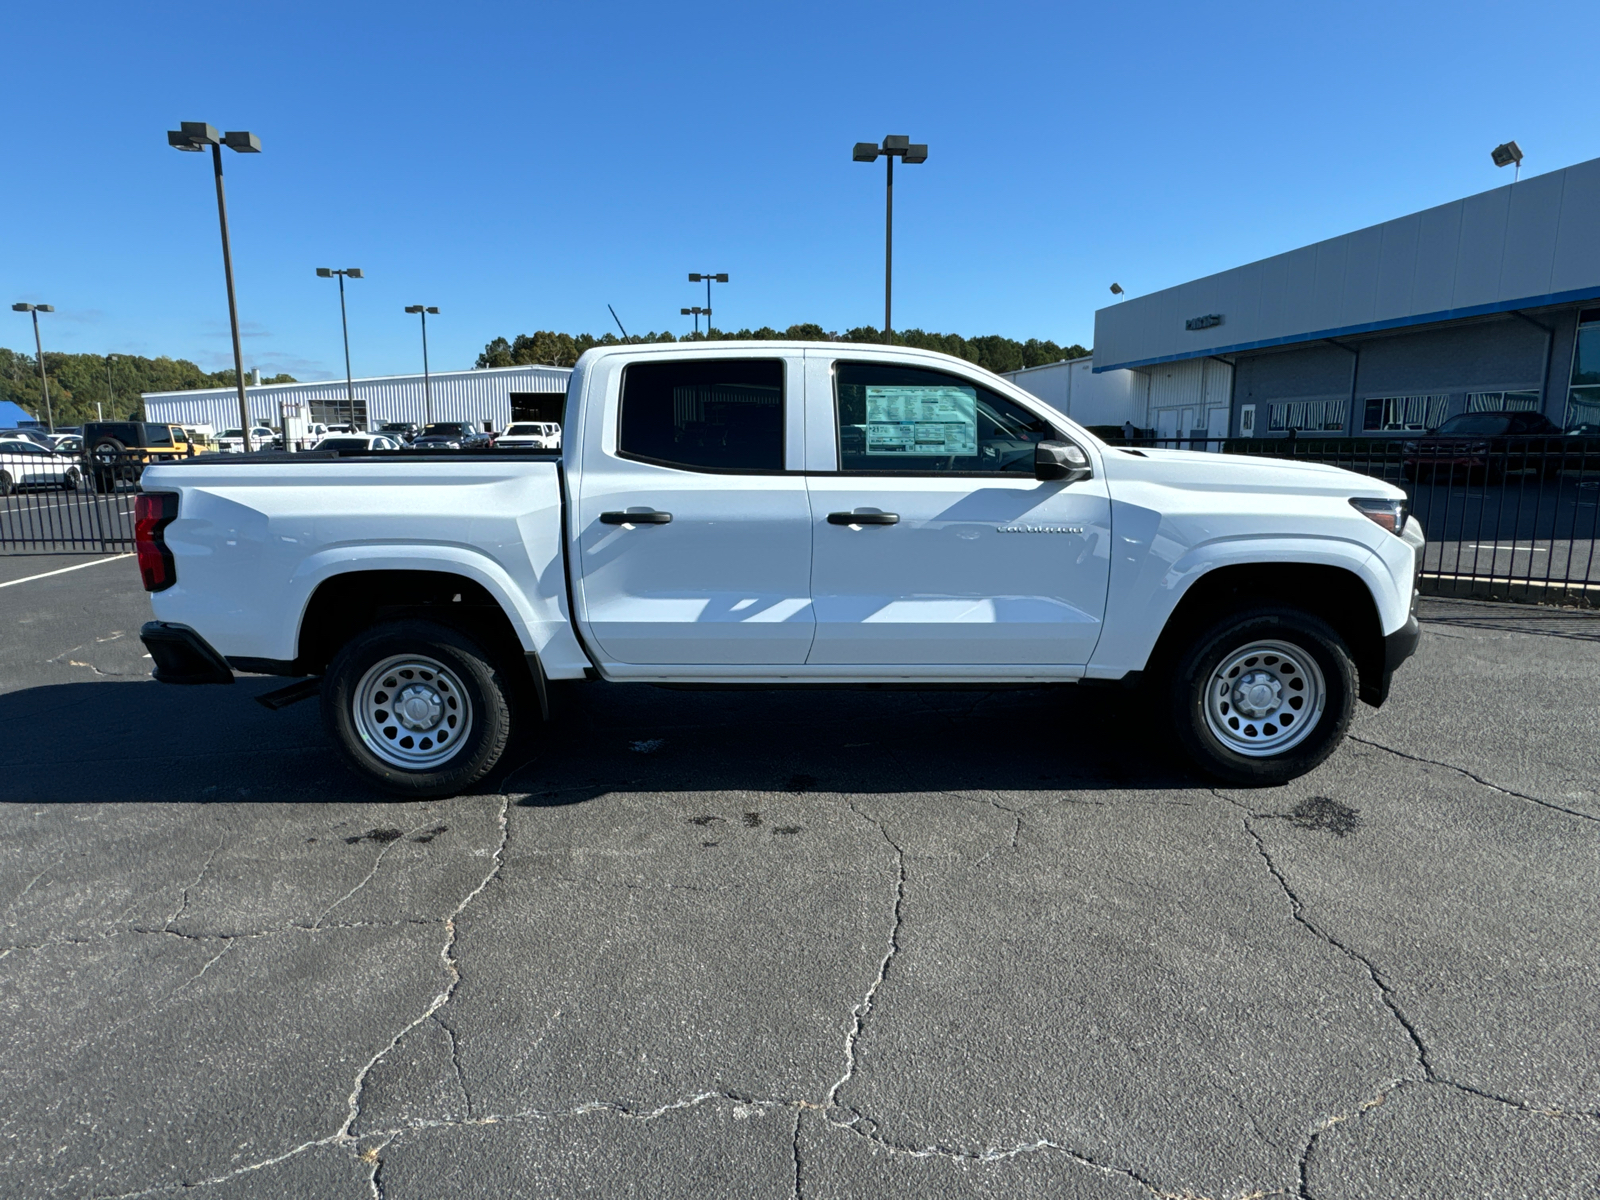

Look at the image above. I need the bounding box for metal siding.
[143,365,571,432]
[1374,213,1421,320]
[1452,187,1511,310]
[1309,237,1348,333]
[1411,200,1463,314]
[1498,170,1563,300]
[1340,224,1383,328]
[1550,158,1600,293]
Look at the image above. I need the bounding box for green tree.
[0,349,297,426]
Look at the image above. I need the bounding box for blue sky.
[5,0,1598,382]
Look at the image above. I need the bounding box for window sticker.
[864,385,978,456]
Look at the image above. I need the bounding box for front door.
[806,357,1111,666]
[573,354,814,665]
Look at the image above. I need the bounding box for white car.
[495,422,562,450]
[314,434,404,452]
[0,438,82,492]
[138,341,1424,798]
[216,427,276,453]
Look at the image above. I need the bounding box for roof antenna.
[607,304,629,339]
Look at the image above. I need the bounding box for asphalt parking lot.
[2,552,1598,1199]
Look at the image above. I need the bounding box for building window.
[1564,310,1600,430]
[1268,399,1347,434]
[1362,394,1450,431]
[1467,391,1541,412]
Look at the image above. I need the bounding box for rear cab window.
[618,359,784,472]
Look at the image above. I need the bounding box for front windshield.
[1435,414,1511,435]
[422,424,460,436]
[318,437,366,449]
[505,424,541,435]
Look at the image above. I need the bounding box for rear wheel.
[1169,606,1355,786]
[0,470,12,497]
[61,466,81,491]
[322,619,513,798]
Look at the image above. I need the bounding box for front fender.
[1087,530,1408,679]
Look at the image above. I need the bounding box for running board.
[255,677,323,711]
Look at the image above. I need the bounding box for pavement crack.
[792,1108,804,1200]
[340,796,510,1142]
[826,803,907,1117]
[433,1013,473,1117]
[165,838,224,932]
[310,817,440,930]
[1348,734,1599,826]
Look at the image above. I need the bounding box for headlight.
[1350,496,1408,535]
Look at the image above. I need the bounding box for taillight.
[135,492,179,592]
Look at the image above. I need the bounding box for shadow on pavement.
[1,675,1193,805]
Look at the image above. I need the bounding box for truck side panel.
[143,459,590,677]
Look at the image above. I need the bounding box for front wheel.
[1169,607,1355,786]
[61,467,81,491]
[321,619,514,798]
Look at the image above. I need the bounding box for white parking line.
[0,554,135,589]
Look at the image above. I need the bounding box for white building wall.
[143,364,572,432]
[1002,357,1147,428]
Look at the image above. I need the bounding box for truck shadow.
[0,677,1191,805]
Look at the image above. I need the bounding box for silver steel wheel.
[353,654,474,770]
[1203,639,1325,758]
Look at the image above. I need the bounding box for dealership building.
[142,363,571,434]
[1009,154,1600,440]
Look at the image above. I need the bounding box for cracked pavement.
[1,555,1597,1198]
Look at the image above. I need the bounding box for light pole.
[680,306,709,336]
[10,303,55,432]
[167,121,261,450]
[317,268,364,427]
[404,306,439,425]
[687,273,728,335]
[105,354,117,418]
[852,135,928,334]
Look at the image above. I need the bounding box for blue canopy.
[0,400,37,427]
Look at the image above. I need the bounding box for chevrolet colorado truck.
[135,341,1423,796]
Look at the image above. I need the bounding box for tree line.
[477,326,1090,374]
[0,348,295,427]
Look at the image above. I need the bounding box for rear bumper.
[139,622,235,685]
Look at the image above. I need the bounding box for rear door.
[573,353,814,665]
[804,354,1111,666]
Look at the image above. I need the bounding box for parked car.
[315,434,405,452]
[494,422,562,450]
[82,421,196,491]
[413,421,493,450]
[138,341,1424,799]
[1401,410,1564,481]
[0,427,57,450]
[0,438,82,493]
[216,427,276,454]
[378,422,420,444]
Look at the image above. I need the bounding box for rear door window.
[618,359,784,472]
[834,361,1055,474]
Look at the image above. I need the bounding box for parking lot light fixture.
[318,269,364,428]
[1492,140,1524,182]
[404,305,440,425]
[11,303,56,432]
[680,305,709,335]
[852,135,928,333]
[168,120,261,449]
[687,274,729,334]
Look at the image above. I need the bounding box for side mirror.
[1035,440,1092,483]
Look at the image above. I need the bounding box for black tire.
[1168,606,1355,786]
[0,470,12,497]
[93,470,114,494]
[321,619,514,798]
[61,467,80,491]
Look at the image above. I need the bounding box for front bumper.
[139,622,235,685]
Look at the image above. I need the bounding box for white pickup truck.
[136,341,1423,796]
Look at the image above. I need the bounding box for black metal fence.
[0,451,139,552]
[5,439,1598,606]
[1129,435,1600,606]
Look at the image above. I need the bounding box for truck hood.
[1101,445,1406,500]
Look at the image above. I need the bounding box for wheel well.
[1146,563,1388,706]
[297,570,526,677]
